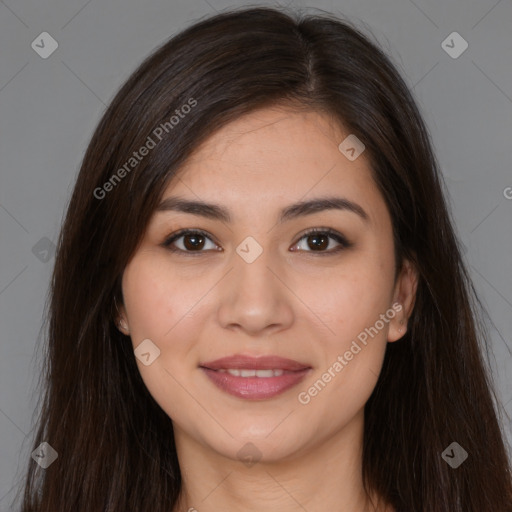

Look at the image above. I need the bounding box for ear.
[387,258,418,342]
[115,301,130,336]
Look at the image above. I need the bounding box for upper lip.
[200,354,311,371]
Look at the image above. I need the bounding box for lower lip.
[200,368,311,400]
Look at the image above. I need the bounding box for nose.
[216,246,294,337]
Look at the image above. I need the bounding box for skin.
[118,106,418,512]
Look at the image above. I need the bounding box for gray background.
[0,0,511,509]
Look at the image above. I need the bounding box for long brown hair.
[14,6,512,511]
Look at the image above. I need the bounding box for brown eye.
[290,228,351,254]
[163,228,351,256]
[163,229,220,253]
[182,233,206,251]
[306,233,329,251]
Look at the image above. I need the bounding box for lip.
[201,354,310,371]
[199,354,312,400]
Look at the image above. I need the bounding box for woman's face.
[119,107,416,463]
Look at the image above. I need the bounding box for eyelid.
[162,227,352,255]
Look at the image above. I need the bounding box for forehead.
[180,107,349,170]
[161,107,387,227]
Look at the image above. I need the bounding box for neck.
[171,409,391,512]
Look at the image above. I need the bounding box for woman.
[17,6,512,512]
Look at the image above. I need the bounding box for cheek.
[299,302,390,425]
[300,253,394,403]
[122,252,208,340]
[307,255,394,343]
[121,255,205,424]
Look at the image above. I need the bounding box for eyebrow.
[155,195,369,224]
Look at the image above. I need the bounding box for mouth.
[199,354,312,400]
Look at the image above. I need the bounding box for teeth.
[218,369,285,377]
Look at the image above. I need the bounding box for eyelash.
[162,227,352,256]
